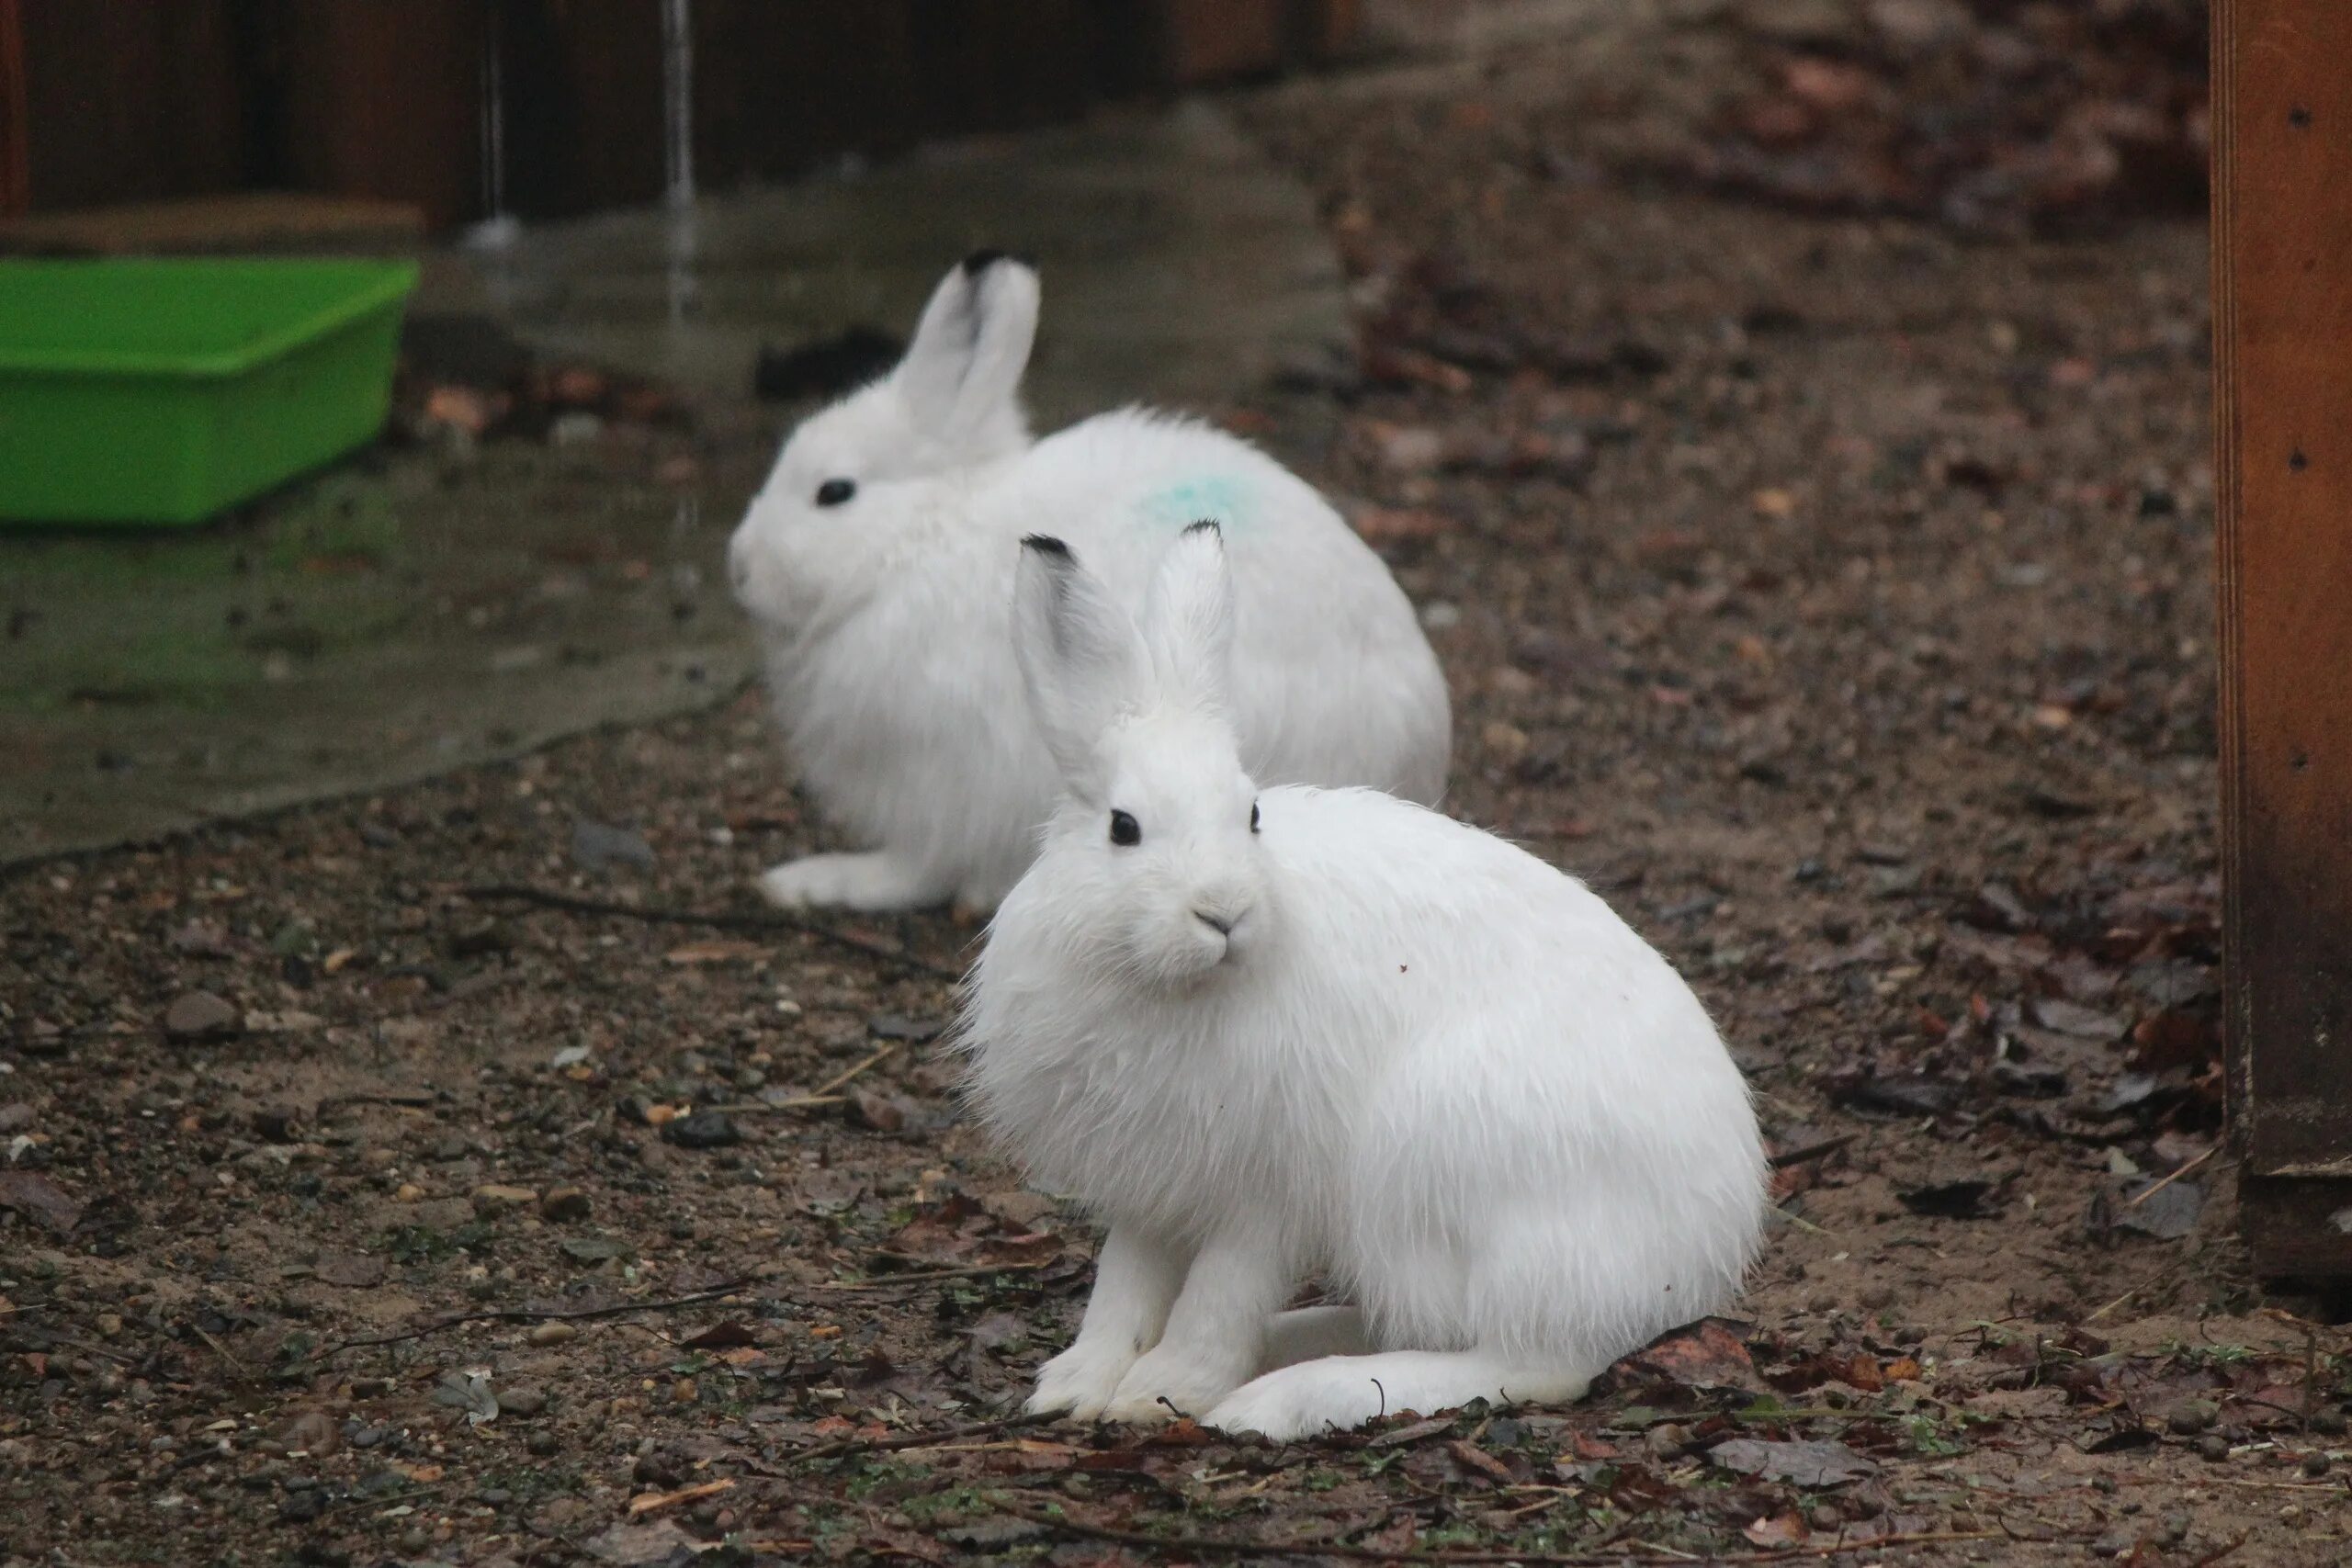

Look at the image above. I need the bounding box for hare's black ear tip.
[1021,534,1072,559]
[1181,519,1223,541]
[963,248,1036,277]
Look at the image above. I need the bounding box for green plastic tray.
[0,257,417,526]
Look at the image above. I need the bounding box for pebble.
[446,920,513,958]
[528,1321,579,1346]
[2197,1434,2231,1462]
[2090,1530,2134,1559]
[1644,1423,1690,1458]
[2311,1408,2348,1437]
[527,1428,560,1456]
[572,817,656,871]
[662,1111,742,1150]
[500,1386,548,1417]
[169,919,234,956]
[470,1183,539,1214]
[0,1103,34,1134]
[163,990,242,1043]
[539,1186,592,1223]
[2166,1400,2218,1435]
[2302,1452,2330,1478]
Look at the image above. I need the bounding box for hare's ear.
[1143,521,1237,713]
[895,252,1039,452]
[1013,536,1152,800]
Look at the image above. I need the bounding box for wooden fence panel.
[2213,0,2352,1278]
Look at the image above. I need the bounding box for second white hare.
[961,525,1768,1440]
[727,253,1450,914]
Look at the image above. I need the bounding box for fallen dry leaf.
[627,1478,734,1517]
[1711,1438,1877,1488]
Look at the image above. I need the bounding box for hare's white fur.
[960,527,1767,1440]
[727,254,1450,913]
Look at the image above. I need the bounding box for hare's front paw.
[757,852,934,912]
[1024,1340,1140,1421]
[1102,1343,1251,1425]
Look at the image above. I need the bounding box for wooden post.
[0,0,28,218]
[2213,0,2352,1279]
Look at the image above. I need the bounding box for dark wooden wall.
[0,0,1354,227]
[2213,0,2352,1280]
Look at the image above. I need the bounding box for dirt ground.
[7,12,2349,1568]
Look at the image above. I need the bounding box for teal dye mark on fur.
[1139,476,1250,535]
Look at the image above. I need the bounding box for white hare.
[726,252,1449,913]
[960,525,1767,1441]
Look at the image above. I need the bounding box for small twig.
[782,1409,1057,1464]
[2122,1145,2217,1208]
[707,1093,845,1115]
[314,1277,756,1359]
[2085,1262,2179,1325]
[1769,1134,1855,1169]
[978,1494,2013,1564]
[803,1261,1053,1292]
[190,1323,249,1380]
[1770,1203,1836,1237]
[460,883,959,982]
[315,1090,441,1114]
[712,1042,900,1115]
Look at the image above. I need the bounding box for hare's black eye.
[815,478,856,507]
[1108,809,1141,847]
[1250,801,1261,833]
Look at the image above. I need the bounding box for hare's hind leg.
[758,851,944,911]
[1258,1306,1368,1372]
[1204,1349,1594,1442]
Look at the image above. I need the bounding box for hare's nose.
[1193,908,1235,937]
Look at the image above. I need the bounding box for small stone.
[1644,1423,1690,1458]
[2310,1408,2348,1437]
[571,818,656,872]
[0,1103,32,1134]
[446,920,513,958]
[539,1186,592,1223]
[169,919,233,956]
[394,1183,425,1202]
[277,1490,328,1525]
[163,990,242,1043]
[662,1111,742,1150]
[548,411,605,447]
[2167,1401,2218,1436]
[499,1386,548,1418]
[847,1090,907,1134]
[1807,1504,1843,1532]
[2091,1531,2134,1559]
[471,1183,539,1214]
[2198,1434,2231,1462]
[2157,1512,2190,1546]
[528,1321,579,1346]
[1481,720,1530,765]
[2302,1451,2331,1478]
[527,1428,560,1457]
